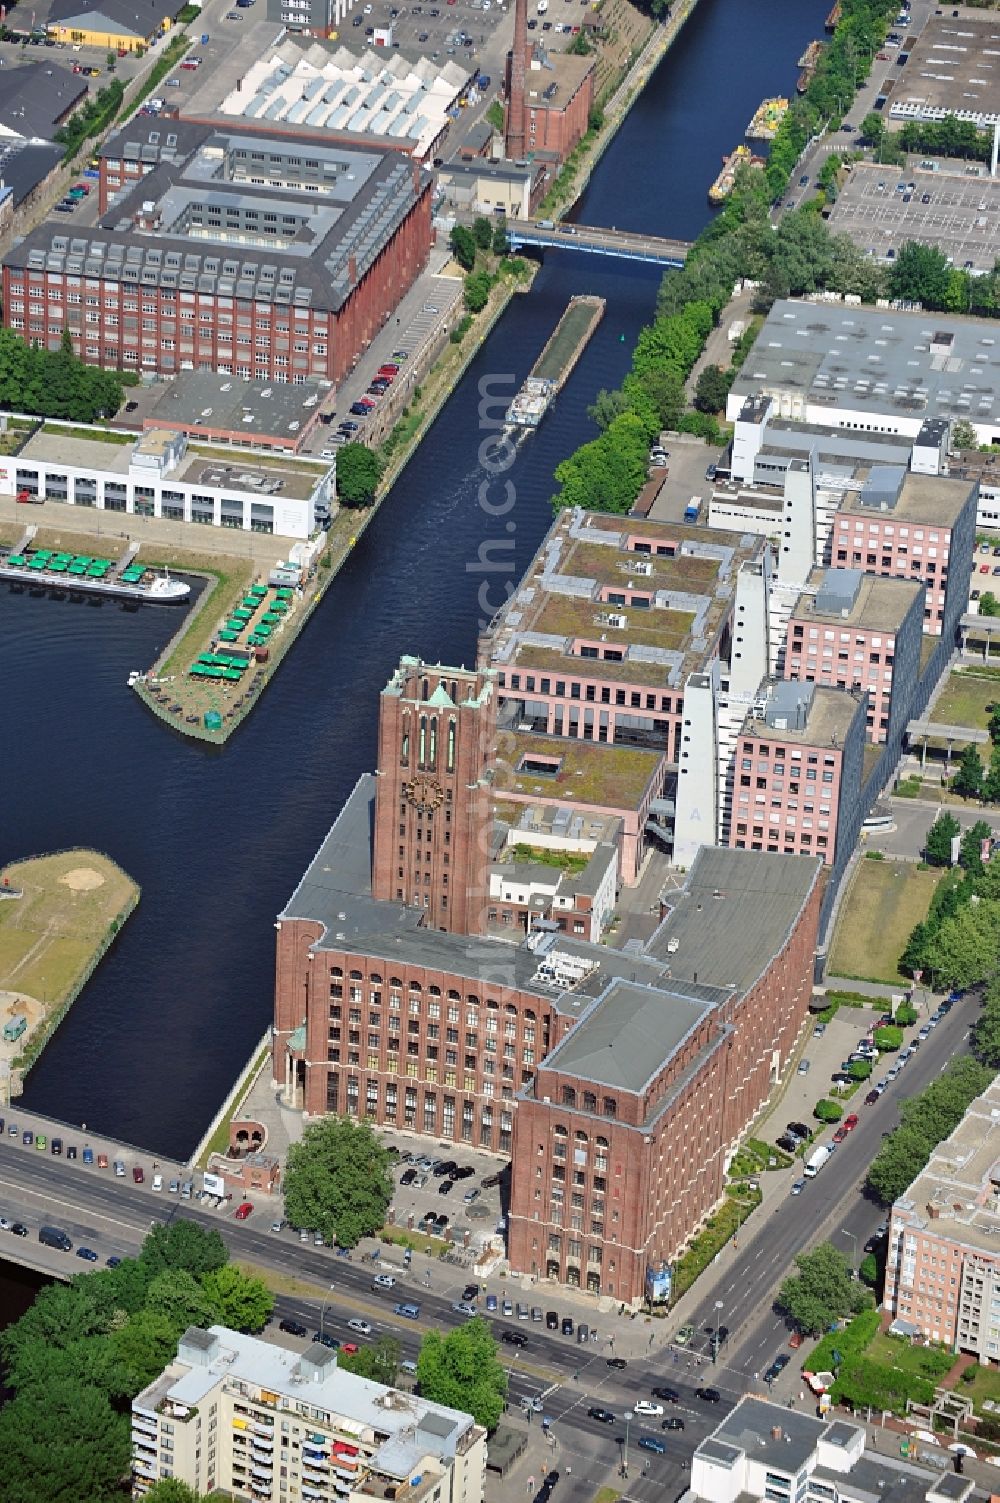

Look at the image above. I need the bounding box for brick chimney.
[505,0,527,160]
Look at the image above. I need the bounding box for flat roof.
[649,847,822,996]
[484,506,762,689]
[699,1397,833,1475]
[10,122,428,314]
[792,566,923,633]
[506,730,662,809]
[143,369,327,440]
[892,1075,1000,1257]
[17,428,326,501]
[837,467,974,528]
[537,975,716,1094]
[730,297,1000,429]
[523,49,594,111]
[827,161,1000,275]
[737,681,865,748]
[888,15,1000,125]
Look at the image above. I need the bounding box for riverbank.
[0,850,139,1098]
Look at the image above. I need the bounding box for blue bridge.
[506,220,692,267]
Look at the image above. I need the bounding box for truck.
[684,496,702,523]
[803,1145,832,1178]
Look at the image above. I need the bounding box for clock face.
[405,776,445,813]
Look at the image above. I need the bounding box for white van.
[537,0,548,12]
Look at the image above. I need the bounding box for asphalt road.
[680,992,973,1387]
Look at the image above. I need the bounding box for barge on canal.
[505,294,606,431]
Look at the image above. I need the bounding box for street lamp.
[620,1415,631,1479]
[839,1228,858,1270]
[319,1282,336,1340]
[713,1299,725,1364]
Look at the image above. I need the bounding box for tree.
[952,418,978,451]
[858,111,885,146]
[283,1116,393,1248]
[143,1482,203,1503]
[693,363,732,414]
[464,269,492,313]
[140,1220,228,1281]
[873,1025,902,1052]
[111,1309,183,1394]
[416,1318,507,1430]
[868,1123,935,1203]
[814,1098,843,1123]
[859,1252,880,1288]
[587,387,631,430]
[0,1378,130,1503]
[144,1268,216,1334]
[847,1057,872,1080]
[202,1265,274,1333]
[336,442,384,509]
[953,744,984,800]
[339,1334,401,1386]
[980,593,1000,621]
[894,1003,917,1026]
[960,819,992,874]
[491,220,509,256]
[924,898,1000,990]
[449,225,476,272]
[888,242,953,309]
[924,811,960,866]
[472,216,493,251]
[553,411,650,514]
[776,1242,867,1337]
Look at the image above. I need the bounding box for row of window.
[500,670,675,712]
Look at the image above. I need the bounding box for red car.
[341,1342,359,1355]
[234,1201,254,1220]
[843,1113,859,1133]
[833,1126,847,1144]
[133,1165,144,1183]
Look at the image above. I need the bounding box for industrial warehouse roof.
[0,61,87,140]
[650,847,823,997]
[47,0,179,34]
[0,140,63,208]
[7,123,429,314]
[143,370,327,443]
[729,299,1000,428]
[887,16,1000,127]
[217,39,469,161]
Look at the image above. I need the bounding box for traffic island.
[0,849,139,1095]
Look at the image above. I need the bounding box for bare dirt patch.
[59,866,107,893]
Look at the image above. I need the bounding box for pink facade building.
[784,567,924,746]
[729,680,867,867]
[831,468,976,638]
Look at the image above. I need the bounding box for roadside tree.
[449,225,477,271]
[202,1264,274,1333]
[0,1377,130,1503]
[776,1242,867,1336]
[924,811,960,867]
[339,1335,401,1386]
[140,1220,228,1280]
[336,443,384,508]
[867,1124,935,1203]
[416,1318,507,1430]
[693,363,732,414]
[283,1116,393,1248]
[953,744,984,800]
[813,1098,843,1123]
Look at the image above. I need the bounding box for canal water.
[2,0,827,1158]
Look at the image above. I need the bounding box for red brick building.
[273,659,824,1304]
[504,0,596,169]
[3,122,432,385]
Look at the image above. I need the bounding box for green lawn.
[828,861,943,985]
[866,1332,954,1382]
[930,670,1000,733]
[955,1363,1000,1414]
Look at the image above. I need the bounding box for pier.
[0,539,190,604]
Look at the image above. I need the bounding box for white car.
[152,1173,163,1192]
[348,1318,372,1335]
[320,448,338,460]
[372,1273,396,1289]
[634,1400,664,1417]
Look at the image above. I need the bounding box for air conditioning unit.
[631,561,653,577]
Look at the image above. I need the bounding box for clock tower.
[372,656,497,936]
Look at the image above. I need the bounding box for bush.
[814,1098,844,1123]
[874,1025,903,1052]
[895,1003,918,1026]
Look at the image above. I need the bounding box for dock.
[505,295,606,430]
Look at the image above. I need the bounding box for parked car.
[545,1310,559,1329]
[279,1318,308,1337]
[790,1180,805,1195]
[132,1165,143,1183]
[233,1201,254,1220]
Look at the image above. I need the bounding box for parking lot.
[827,159,1000,274]
[381,1131,508,1253]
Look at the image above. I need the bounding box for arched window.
[349,969,362,980]
[418,715,427,768]
[602,1097,617,1119]
[400,712,410,766]
[583,1092,597,1113]
[561,1086,576,1107]
[575,1129,588,1143]
[447,717,456,773]
[429,717,438,770]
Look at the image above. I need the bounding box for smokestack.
[506,0,527,161]
[992,119,999,177]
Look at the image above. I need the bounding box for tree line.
[900,813,1000,988]
[0,326,123,424]
[0,1221,273,1503]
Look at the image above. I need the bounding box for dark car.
[106,1255,122,1267]
[638,1436,665,1455]
[561,1317,574,1336]
[22,1130,33,1146]
[799,173,810,186]
[865,1089,880,1105]
[587,1407,615,1425]
[696,1387,722,1403]
[546,1311,559,1330]
[312,1331,339,1349]
[279,1318,308,1337]
[787,1122,809,1139]
[10,1223,28,1237]
[606,1357,627,1370]
[501,1330,527,1347]
[651,1386,680,1402]
[462,1283,480,1301]
[438,1179,455,1196]
[50,1138,62,1155]
[662,1416,685,1431]
[400,1168,418,1186]
[349,402,369,416]
[453,1165,476,1180]
[76,1247,98,1261]
[763,1353,790,1382]
[432,1161,456,1178]
[776,1135,798,1153]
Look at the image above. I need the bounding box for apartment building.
[4,123,431,385]
[784,567,924,746]
[131,1325,487,1501]
[885,1075,1000,1357]
[728,680,868,870]
[831,465,976,637]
